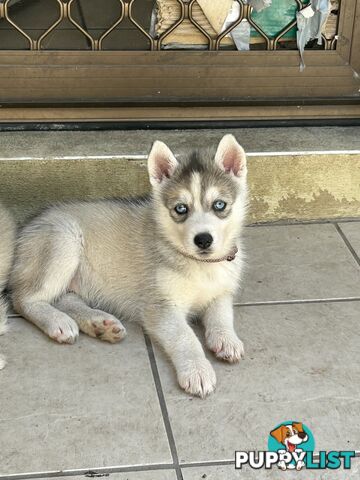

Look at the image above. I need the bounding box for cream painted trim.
[0,150,359,162]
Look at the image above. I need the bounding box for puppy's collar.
[177,246,238,263]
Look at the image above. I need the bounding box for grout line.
[334,223,360,268]
[233,297,360,307]
[144,334,183,480]
[2,452,359,480]
[0,463,176,480]
[180,451,360,469]
[181,460,235,469]
[246,218,360,227]
[336,218,360,224]
[7,297,360,319]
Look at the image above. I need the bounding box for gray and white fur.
[0,204,16,369]
[10,134,248,397]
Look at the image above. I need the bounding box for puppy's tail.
[0,204,16,369]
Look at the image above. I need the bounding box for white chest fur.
[157,258,241,312]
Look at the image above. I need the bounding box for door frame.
[0,0,359,123]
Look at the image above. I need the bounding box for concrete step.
[0,126,359,224]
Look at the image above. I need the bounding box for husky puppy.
[0,204,16,369]
[10,134,247,397]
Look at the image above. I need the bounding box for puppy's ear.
[270,425,287,444]
[215,134,246,177]
[292,422,304,433]
[148,141,178,186]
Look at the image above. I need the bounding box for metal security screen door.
[0,0,359,124]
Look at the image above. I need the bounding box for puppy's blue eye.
[174,203,188,215]
[213,200,226,211]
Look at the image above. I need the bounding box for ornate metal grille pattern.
[0,0,338,51]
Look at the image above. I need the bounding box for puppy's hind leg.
[11,215,82,344]
[18,301,79,344]
[56,293,126,343]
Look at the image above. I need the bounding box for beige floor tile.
[237,224,360,303]
[154,302,360,462]
[0,317,172,475]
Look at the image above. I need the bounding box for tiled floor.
[0,221,359,479]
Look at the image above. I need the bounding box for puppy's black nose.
[298,432,307,439]
[194,232,213,250]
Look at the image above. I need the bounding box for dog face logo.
[270,422,308,453]
[237,423,354,472]
[268,421,314,471]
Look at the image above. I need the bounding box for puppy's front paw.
[48,317,79,344]
[177,359,216,398]
[206,330,244,363]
